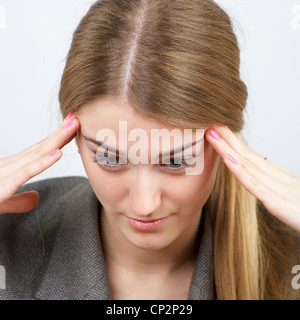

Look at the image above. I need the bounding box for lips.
[126,216,168,231]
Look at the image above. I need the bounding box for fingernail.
[49,149,60,157]
[64,118,76,128]
[209,129,221,141]
[67,112,74,119]
[227,154,238,164]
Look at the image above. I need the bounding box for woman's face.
[76,97,220,251]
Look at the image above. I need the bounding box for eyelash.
[91,155,195,174]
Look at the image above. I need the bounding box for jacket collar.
[188,209,215,300]
[34,185,110,300]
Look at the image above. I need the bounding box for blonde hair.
[59,0,298,299]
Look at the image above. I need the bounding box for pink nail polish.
[227,154,238,164]
[67,112,74,119]
[209,129,221,141]
[64,118,76,128]
[49,149,60,157]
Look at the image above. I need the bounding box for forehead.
[76,97,186,134]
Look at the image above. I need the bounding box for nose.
[129,166,162,218]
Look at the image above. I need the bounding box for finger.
[206,126,300,232]
[0,115,79,203]
[209,125,267,164]
[0,114,76,166]
[206,125,289,184]
[0,191,40,215]
[209,125,290,177]
[205,127,275,200]
[0,149,63,203]
[1,116,80,176]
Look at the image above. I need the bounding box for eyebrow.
[82,134,204,158]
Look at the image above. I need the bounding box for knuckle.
[23,160,43,180]
[241,157,251,170]
[240,144,250,159]
[32,145,43,157]
[22,165,34,181]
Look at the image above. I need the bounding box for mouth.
[125,216,169,231]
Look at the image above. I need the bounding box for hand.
[206,125,300,233]
[0,114,80,215]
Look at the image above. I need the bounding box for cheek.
[80,151,126,207]
[89,170,126,207]
[174,144,220,207]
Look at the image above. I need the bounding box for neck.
[99,207,202,275]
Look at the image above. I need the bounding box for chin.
[128,232,175,252]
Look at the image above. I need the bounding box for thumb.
[0,191,40,215]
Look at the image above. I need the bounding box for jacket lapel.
[34,184,110,300]
[188,210,215,300]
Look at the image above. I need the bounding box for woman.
[0,0,299,300]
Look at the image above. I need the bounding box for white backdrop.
[0,0,299,184]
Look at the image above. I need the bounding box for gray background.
[0,0,299,183]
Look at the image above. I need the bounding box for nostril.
[130,193,161,218]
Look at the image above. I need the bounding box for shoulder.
[1,176,93,231]
[16,175,91,203]
[0,176,101,299]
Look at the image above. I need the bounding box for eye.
[168,158,184,168]
[96,152,117,165]
[92,153,127,171]
[161,157,194,174]
[92,153,197,174]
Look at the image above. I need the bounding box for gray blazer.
[0,177,214,300]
